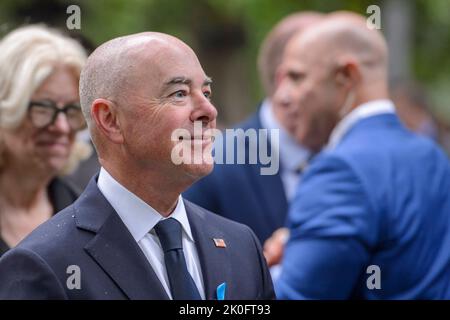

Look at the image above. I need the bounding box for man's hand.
[263,228,289,267]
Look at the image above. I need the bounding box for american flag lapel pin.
[213,238,226,248]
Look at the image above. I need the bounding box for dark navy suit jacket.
[276,113,450,299]
[0,177,275,300]
[184,111,288,243]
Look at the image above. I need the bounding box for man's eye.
[288,71,304,82]
[203,91,212,100]
[172,90,187,98]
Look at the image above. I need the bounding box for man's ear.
[334,59,360,89]
[91,98,124,144]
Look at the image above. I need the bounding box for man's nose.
[190,94,218,125]
[49,112,71,134]
[273,81,293,108]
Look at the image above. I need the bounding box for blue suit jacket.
[276,113,450,299]
[184,112,288,243]
[0,177,274,300]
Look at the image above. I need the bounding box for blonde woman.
[0,25,91,256]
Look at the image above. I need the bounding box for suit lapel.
[74,177,169,300]
[185,200,232,300]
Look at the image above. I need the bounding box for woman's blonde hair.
[0,24,92,174]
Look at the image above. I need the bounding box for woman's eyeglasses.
[28,100,86,131]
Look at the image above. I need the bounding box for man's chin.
[304,134,330,154]
[184,162,214,180]
[294,129,310,148]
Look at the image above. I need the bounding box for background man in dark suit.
[274,12,450,299]
[184,12,323,245]
[0,32,274,300]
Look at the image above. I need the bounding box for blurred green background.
[1,0,449,126]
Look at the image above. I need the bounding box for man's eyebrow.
[163,76,213,87]
[164,77,191,86]
[204,76,213,86]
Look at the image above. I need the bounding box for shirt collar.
[97,167,194,243]
[259,99,310,172]
[326,99,396,150]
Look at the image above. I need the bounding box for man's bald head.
[286,12,388,83]
[257,12,323,97]
[79,32,197,125]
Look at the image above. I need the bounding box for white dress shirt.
[97,167,205,299]
[259,99,310,201]
[326,99,396,150]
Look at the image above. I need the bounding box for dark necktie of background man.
[154,218,202,300]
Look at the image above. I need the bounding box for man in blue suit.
[184,12,323,245]
[274,12,450,299]
[0,32,274,300]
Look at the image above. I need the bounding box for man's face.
[274,40,342,153]
[271,88,300,138]
[118,43,217,183]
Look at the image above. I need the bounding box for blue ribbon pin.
[216,282,226,300]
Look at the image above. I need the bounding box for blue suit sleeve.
[276,155,379,299]
[0,247,67,299]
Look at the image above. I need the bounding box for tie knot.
[154,218,183,252]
